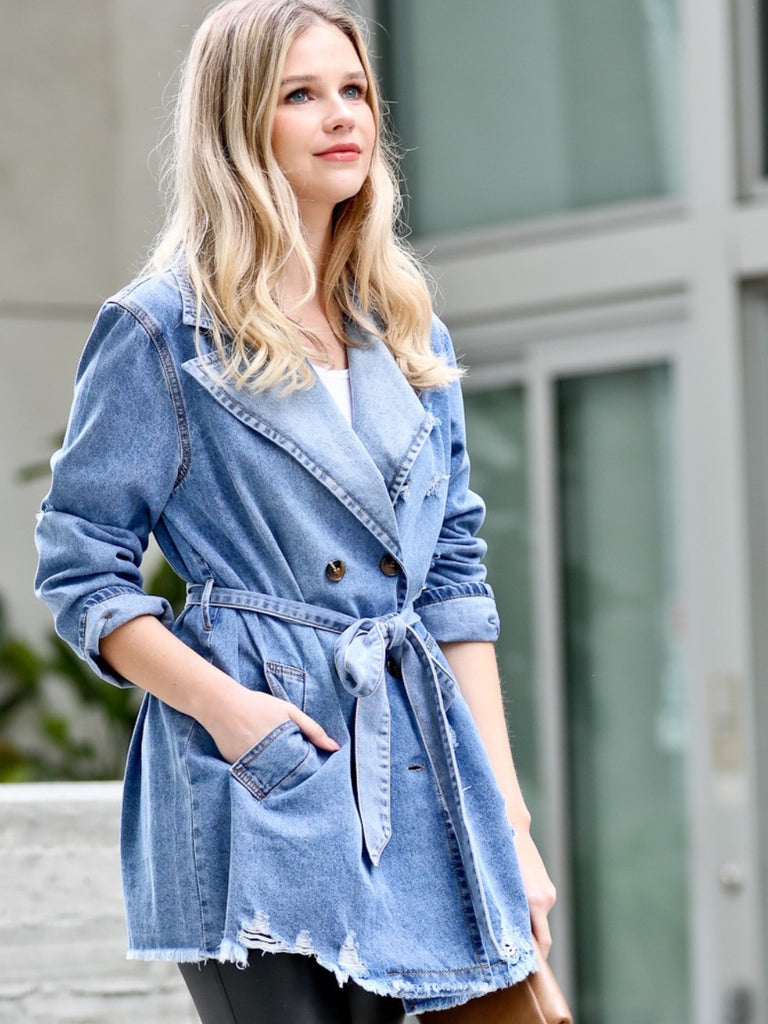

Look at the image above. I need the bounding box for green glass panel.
[557,366,688,1023]
[463,386,540,830]
[381,0,682,236]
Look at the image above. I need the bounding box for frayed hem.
[126,932,537,1015]
[126,943,248,967]
[237,914,538,1015]
[238,917,365,992]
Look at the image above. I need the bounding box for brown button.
[379,554,401,577]
[386,656,402,680]
[325,559,346,582]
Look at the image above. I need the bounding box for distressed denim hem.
[126,942,249,967]
[125,938,537,1014]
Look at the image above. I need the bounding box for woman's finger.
[289,707,340,751]
[530,907,553,959]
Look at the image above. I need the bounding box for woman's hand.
[99,615,339,764]
[513,828,557,957]
[204,686,340,765]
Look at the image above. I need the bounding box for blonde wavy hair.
[149,0,457,392]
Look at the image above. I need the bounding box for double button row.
[325,554,401,583]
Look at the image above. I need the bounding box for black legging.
[179,950,407,1024]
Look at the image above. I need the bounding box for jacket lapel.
[346,323,435,504]
[182,339,433,557]
[173,269,435,553]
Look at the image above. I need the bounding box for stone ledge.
[0,781,124,803]
[0,782,197,1024]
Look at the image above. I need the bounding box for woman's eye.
[341,84,363,100]
[286,88,310,104]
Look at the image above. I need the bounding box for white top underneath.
[313,364,353,425]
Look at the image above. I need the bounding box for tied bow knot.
[333,612,412,697]
[332,610,418,866]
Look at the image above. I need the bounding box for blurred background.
[2,0,768,1022]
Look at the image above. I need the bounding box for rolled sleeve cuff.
[414,583,500,643]
[79,588,175,687]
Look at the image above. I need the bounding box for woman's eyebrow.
[280,71,367,86]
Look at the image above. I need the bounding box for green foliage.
[0,558,186,782]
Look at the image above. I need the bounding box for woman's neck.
[281,209,348,370]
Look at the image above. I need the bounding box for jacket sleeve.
[413,317,501,644]
[34,299,187,686]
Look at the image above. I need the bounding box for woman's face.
[271,22,376,219]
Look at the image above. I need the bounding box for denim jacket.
[34,269,534,1014]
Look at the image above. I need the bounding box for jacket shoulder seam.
[108,297,192,489]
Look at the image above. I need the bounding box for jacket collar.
[182,326,433,557]
[173,266,215,330]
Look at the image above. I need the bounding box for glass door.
[464,360,690,1023]
[557,366,688,1023]
[463,386,540,828]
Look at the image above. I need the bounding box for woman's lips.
[314,144,362,161]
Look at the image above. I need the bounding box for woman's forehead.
[282,22,365,77]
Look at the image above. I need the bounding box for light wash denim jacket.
[34,269,534,1014]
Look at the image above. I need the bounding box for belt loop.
[200,578,215,632]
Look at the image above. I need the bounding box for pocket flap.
[230,721,318,800]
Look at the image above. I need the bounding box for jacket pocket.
[230,720,321,800]
[264,661,306,711]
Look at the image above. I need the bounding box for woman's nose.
[325,97,356,132]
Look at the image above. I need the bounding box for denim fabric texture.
[34,269,535,1013]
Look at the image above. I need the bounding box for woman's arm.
[100,615,339,763]
[440,639,557,955]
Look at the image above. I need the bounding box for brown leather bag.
[418,940,573,1024]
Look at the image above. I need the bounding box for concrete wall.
[0,783,197,1023]
[0,0,209,643]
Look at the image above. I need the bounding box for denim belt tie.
[185,583,499,944]
[333,609,416,864]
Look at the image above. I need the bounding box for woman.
[34,1,556,1020]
